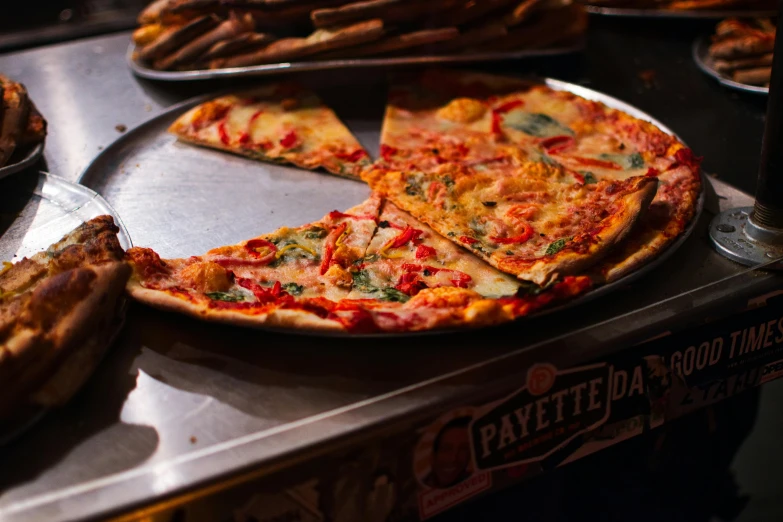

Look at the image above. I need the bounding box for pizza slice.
[0,216,130,419]
[169,82,371,178]
[348,200,522,301]
[363,161,658,285]
[125,196,383,330]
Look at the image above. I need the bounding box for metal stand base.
[709,207,783,267]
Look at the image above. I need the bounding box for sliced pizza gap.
[168,82,372,178]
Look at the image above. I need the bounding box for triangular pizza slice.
[169,82,371,178]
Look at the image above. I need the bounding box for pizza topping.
[545,237,572,256]
[385,225,423,250]
[275,243,318,260]
[646,167,660,177]
[279,130,299,149]
[245,239,277,261]
[493,99,525,114]
[218,121,230,145]
[583,172,598,184]
[539,135,575,154]
[673,148,703,172]
[571,157,622,170]
[395,272,428,296]
[436,98,487,123]
[206,291,246,302]
[503,112,573,138]
[459,235,478,245]
[380,144,398,162]
[334,149,368,162]
[490,221,535,245]
[180,261,232,293]
[572,171,585,184]
[320,222,347,275]
[415,245,436,259]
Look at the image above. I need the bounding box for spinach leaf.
[628,152,644,169]
[545,237,571,256]
[503,111,574,138]
[405,175,424,197]
[583,172,597,184]
[351,270,377,293]
[442,175,455,188]
[305,227,327,239]
[206,291,245,302]
[380,288,410,303]
[282,283,304,296]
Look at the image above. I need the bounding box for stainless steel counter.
[0,30,780,522]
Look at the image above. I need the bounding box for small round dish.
[0,141,45,182]
[692,35,770,95]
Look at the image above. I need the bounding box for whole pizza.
[121,69,700,333]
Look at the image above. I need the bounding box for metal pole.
[752,0,783,230]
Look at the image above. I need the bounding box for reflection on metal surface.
[692,37,769,95]
[126,42,586,82]
[0,141,45,181]
[710,207,783,267]
[586,5,776,18]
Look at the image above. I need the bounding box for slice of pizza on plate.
[0,216,130,420]
[125,196,383,331]
[169,82,371,178]
[363,160,658,286]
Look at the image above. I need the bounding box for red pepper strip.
[415,245,436,259]
[380,144,398,162]
[249,110,263,124]
[218,121,230,145]
[402,262,426,272]
[449,270,472,288]
[386,225,423,249]
[674,148,703,172]
[572,157,622,170]
[645,167,660,177]
[571,171,585,184]
[395,272,428,296]
[539,135,575,154]
[238,132,251,146]
[491,112,503,135]
[493,99,524,114]
[244,238,277,259]
[236,278,291,304]
[320,222,347,275]
[490,222,534,244]
[401,263,471,288]
[280,130,298,149]
[459,236,478,245]
[334,149,368,162]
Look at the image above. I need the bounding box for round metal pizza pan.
[78,78,703,338]
[586,5,776,18]
[126,41,585,82]
[0,141,45,182]
[0,171,131,444]
[692,36,769,95]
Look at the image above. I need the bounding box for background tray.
[79,77,702,335]
[126,42,585,81]
[0,171,131,444]
[692,36,769,94]
[586,5,776,17]
[0,141,44,182]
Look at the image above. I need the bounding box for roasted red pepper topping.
[320,222,347,275]
[386,225,423,249]
[334,149,368,162]
[249,110,263,124]
[218,121,230,145]
[380,144,398,162]
[645,167,660,177]
[427,181,446,202]
[244,239,277,262]
[400,263,472,288]
[238,132,251,146]
[674,148,703,172]
[279,130,298,149]
[449,270,472,288]
[459,235,478,245]
[572,157,622,170]
[236,278,291,304]
[395,272,428,296]
[415,245,436,259]
[571,171,585,184]
[490,222,534,244]
[493,99,524,114]
[539,135,575,154]
[491,111,503,136]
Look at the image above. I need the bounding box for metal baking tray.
[126,41,586,81]
[0,171,131,444]
[692,36,769,95]
[0,141,45,181]
[78,77,703,335]
[585,5,776,17]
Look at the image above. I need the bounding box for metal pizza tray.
[0,171,132,444]
[585,5,776,17]
[692,36,769,95]
[0,141,45,182]
[78,77,703,336]
[126,41,585,82]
